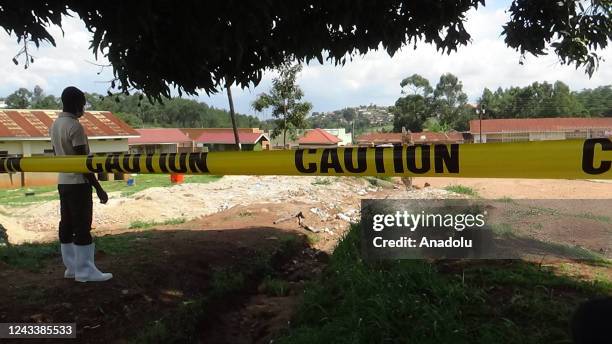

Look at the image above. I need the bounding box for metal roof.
[0,110,139,139]
[195,131,269,144]
[181,128,262,140]
[298,128,341,144]
[356,131,464,144]
[129,128,192,144]
[470,118,612,134]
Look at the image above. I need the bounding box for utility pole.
[479,105,486,143]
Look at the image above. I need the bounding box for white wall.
[0,138,129,156]
[323,128,353,146]
[529,132,566,141]
[0,141,23,155]
[90,139,129,153]
[473,134,487,143]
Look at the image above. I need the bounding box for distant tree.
[5,88,32,108]
[392,95,430,132]
[29,86,60,109]
[32,95,60,109]
[392,74,437,132]
[423,117,452,133]
[551,81,586,116]
[114,112,144,127]
[400,74,433,96]
[32,85,44,104]
[252,63,312,146]
[575,85,612,117]
[477,81,590,119]
[433,73,470,129]
[83,92,260,128]
[341,108,356,123]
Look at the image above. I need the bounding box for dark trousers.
[58,184,93,245]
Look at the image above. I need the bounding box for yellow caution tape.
[0,138,610,179]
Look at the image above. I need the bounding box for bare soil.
[413,177,612,199]
[0,176,610,343]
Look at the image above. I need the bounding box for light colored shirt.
[50,112,90,184]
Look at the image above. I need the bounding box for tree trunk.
[283,102,287,148]
[226,81,241,151]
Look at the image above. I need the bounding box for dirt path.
[412,177,612,198]
[1,176,456,245]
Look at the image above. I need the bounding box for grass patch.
[0,174,222,206]
[260,276,290,297]
[209,268,246,296]
[128,217,186,229]
[0,231,152,271]
[312,177,333,186]
[274,224,612,344]
[490,223,514,237]
[96,232,154,255]
[444,184,479,196]
[508,205,611,225]
[0,242,57,271]
[132,233,306,343]
[130,298,210,344]
[305,233,320,245]
[573,212,611,223]
[364,176,394,187]
[105,174,222,197]
[0,185,59,206]
[497,196,515,204]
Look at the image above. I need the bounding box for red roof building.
[0,110,139,139]
[129,128,192,145]
[298,128,341,148]
[469,117,612,143]
[194,130,269,151]
[355,132,403,146]
[128,128,194,154]
[0,110,138,157]
[356,131,464,146]
[0,109,139,188]
[410,131,464,144]
[181,128,263,141]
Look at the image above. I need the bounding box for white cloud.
[0,14,113,97]
[0,5,610,117]
[210,5,611,115]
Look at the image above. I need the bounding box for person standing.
[50,86,112,282]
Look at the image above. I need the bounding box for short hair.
[61,86,85,114]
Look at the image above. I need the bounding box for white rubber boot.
[60,243,75,278]
[74,243,113,282]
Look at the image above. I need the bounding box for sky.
[0,1,610,120]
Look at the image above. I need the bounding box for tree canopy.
[1,85,261,129]
[393,73,473,132]
[391,74,611,132]
[252,64,312,145]
[1,1,610,100]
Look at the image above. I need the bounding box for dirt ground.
[0,176,611,343]
[1,176,455,245]
[412,177,612,199]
